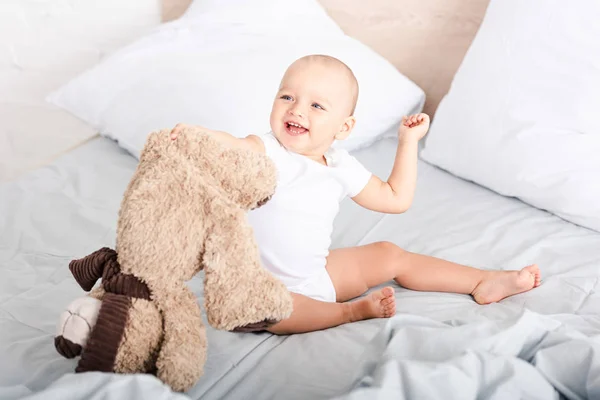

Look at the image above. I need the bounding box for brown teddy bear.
[53,128,293,392]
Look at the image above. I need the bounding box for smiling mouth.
[285,121,308,136]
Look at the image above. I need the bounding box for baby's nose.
[289,106,305,118]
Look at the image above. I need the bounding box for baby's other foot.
[349,287,396,322]
[472,264,541,305]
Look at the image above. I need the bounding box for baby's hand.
[399,113,430,142]
[169,123,192,140]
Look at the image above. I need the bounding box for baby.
[170,55,541,335]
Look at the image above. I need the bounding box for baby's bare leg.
[267,289,395,335]
[267,293,349,335]
[326,242,541,304]
[268,241,542,335]
[267,246,400,335]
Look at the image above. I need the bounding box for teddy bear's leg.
[55,293,103,358]
[69,247,118,291]
[154,286,207,392]
[75,292,131,373]
[203,210,294,332]
[113,297,163,374]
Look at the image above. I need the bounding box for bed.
[2,135,598,400]
[1,0,599,399]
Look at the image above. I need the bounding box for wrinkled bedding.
[0,136,598,400]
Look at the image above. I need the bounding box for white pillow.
[47,0,424,157]
[420,0,600,232]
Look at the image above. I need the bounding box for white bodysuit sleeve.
[253,132,283,159]
[335,150,373,198]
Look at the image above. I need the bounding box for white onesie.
[248,132,372,302]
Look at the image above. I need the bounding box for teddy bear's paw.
[231,319,279,333]
[205,267,294,331]
[55,296,102,358]
[157,347,205,392]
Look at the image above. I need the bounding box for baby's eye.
[280,95,293,101]
[312,103,324,110]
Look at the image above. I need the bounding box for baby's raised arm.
[352,113,430,214]
[169,123,264,154]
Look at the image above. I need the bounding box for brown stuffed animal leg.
[203,207,293,332]
[55,290,104,359]
[76,294,162,375]
[76,292,131,373]
[112,297,163,374]
[153,286,207,392]
[56,247,122,358]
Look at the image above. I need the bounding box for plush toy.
[54,128,293,392]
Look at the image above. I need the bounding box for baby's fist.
[170,123,191,140]
[399,113,430,142]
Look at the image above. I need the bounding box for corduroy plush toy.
[53,128,293,392]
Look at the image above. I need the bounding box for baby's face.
[270,60,355,160]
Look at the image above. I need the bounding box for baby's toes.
[381,297,395,307]
[383,303,396,318]
[381,297,396,317]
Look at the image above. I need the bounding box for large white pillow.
[421,0,600,232]
[47,0,424,157]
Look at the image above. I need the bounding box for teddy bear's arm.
[203,210,293,331]
[153,286,207,392]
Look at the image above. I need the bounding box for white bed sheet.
[0,135,598,400]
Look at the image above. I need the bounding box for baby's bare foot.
[348,287,396,322]
[472,264,541,305]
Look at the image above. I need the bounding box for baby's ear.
[335,116,356,140]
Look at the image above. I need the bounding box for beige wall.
[318,0,489,116]
[162,0,489,116]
